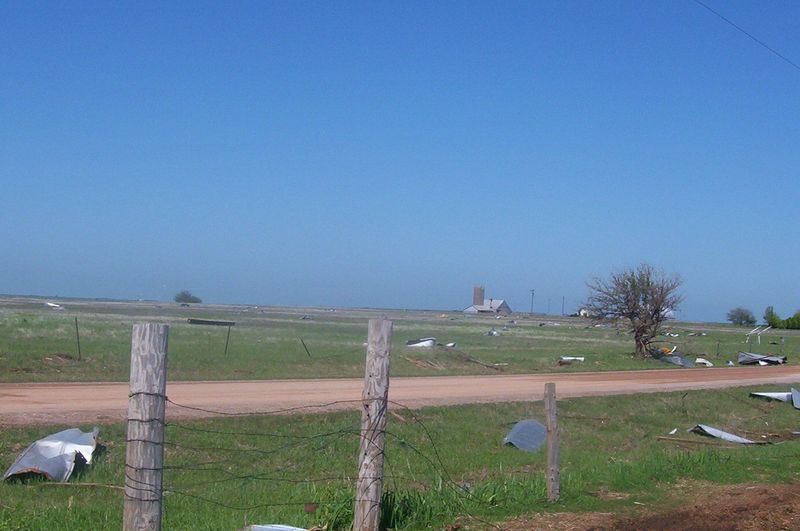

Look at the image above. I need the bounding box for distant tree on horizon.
[727,307,756,326]
[174,290,202,304]
[585,263,682,358]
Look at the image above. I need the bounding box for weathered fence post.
[354,318,393,531]
[74,317,82,361]
[545,382,560,502]
[123,323,169,531]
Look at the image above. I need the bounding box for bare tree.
[586,264,682,357]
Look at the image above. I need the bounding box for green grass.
[1,299,797,382]
[2,385,799,529]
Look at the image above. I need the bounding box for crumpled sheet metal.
[503,419,547,453]
[750,391,792,402]
[659,355,695,368]
[689,424,754,444]
[247,526,307,531]
[793,388,800,410]
[3,427,99,482]
[737,351,786,365]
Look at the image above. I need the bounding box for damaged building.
[463,286,512,316]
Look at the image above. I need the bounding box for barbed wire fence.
[120,320,511,531]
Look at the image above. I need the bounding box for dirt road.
[2,366,798,426]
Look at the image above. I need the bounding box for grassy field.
[1,297,796,383]
[1,385,799,529]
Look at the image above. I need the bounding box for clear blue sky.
[2,1,798,322]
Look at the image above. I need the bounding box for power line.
[692,0,800,72]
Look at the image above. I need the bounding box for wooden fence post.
[123,323,169,531]
[544,382,560,502]
[354,318,393,531]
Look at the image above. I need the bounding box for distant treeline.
[764,306,800,329]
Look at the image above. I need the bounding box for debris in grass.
[4,427,100,482]
[737,351,786,365]
[503,420,546,452]
[792,388,800,410]
[445,342,457,348]
[300,314,312,320]
[655,347,694,368]
[750,391,791,402]
[669,428,678,435]
[403,356,445,370]
[486,327,500,336]
[405,337,436,348]
[558,356,585,365]
[689,424,757,444]
[726,361,735,366]
[695,357,714,367]
[247,525,308,531]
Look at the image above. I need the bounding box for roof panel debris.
[3,427,100,482]
[689,424,755,444]
[738,352,786,365]
[405,337,436,348]
[503,420,547,453]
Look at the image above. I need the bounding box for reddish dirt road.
[1,366,798,426]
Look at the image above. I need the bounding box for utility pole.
[561,296,565,316]
[530,289,535,315]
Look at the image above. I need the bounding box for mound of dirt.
[613,483,800,531]
[497,483,800,531]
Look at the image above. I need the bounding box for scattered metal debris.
[247,525,308,531]
[4,427,100,482]
[486,328,500,337]
[695,357,714,367]
[689,424,755,444]
[668,428,678,435]
[45,302,64,310]
[405,337,436,348]
[726,360,735,366]
[792,388,800,410]
[558,356,585,365]
[655,347,695,368]
[445,342,457,348]
[300,314,313,320]
[750,391,792,402]
[503,420,546,452]
[737,351,786,365]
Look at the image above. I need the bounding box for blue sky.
[2,1,798,322]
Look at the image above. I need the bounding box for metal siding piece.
[3,427,99,482]
[792,388,800,410]
[750,392,792,402]
[503,419,547,453]
[689,424,754,444]
[737,351,787,365]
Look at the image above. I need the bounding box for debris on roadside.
[406,337,436,348]
[655,347,694,368]
[750,391,792,402]
[689,424,757,445]
[558,356,585,365]
[694,357,714,367]
[503,420,546,453]
[737,352,786,365]
[247,525,308,531]
[4,427,100,483]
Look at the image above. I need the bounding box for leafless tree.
[586,264,682,357]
